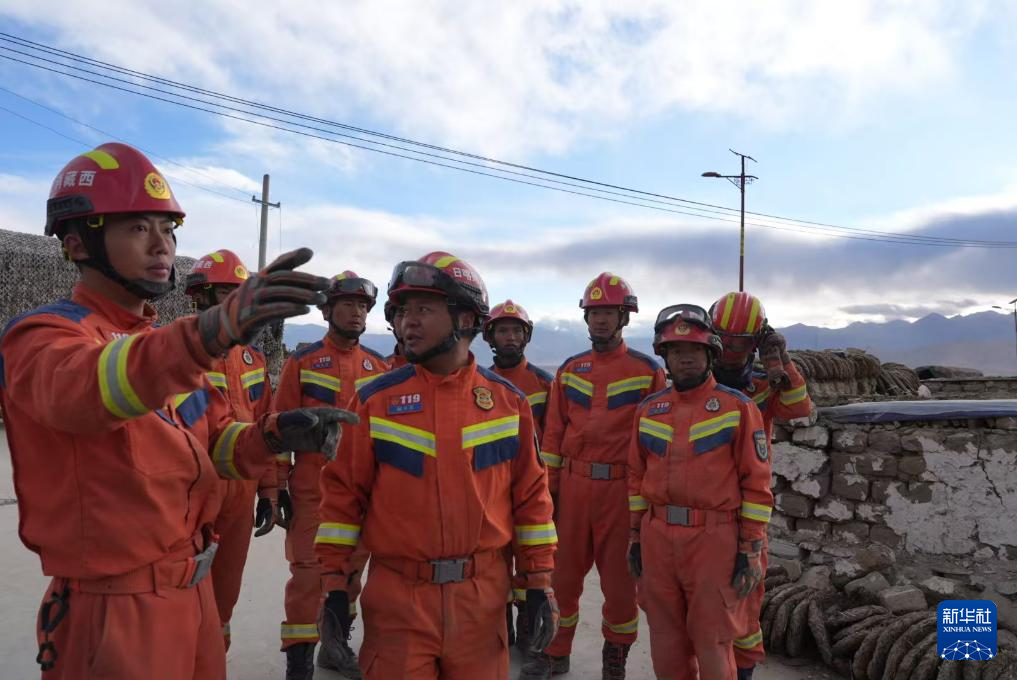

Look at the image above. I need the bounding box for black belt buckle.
[666,505,692,526]
[430,558,469,584]
[188,541,219,587]
[590,463,612,480]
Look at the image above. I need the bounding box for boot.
[285,643,315,680]
[602,641,630,680]
[317,605,362,679]
[515,602,532,654]
[737,667,755,680]
[518,652,570,679]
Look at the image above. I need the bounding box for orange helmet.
[388,252,489,319]
[324,270,378,310]
[580,272,638,312]
[483,299,533,343]
[709,291,767,362]
[184,249,249,295]
[653,304,723,358]
[46,142,185,237]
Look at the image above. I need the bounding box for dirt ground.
[0,430,838,679]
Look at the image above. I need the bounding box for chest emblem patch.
[473,386,495,411]
[388,393,423,415]
[705,397,721,412]
[363,358,374,371]
[242,349,254,365]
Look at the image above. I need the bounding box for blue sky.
[1,1,1016,333]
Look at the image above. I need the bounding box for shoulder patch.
[291,339,325,360]
[358,364,416,402]
[525,363,554,384]
[2,299,92,339]
[558,349,593,372]
[626,347,661,371]
[638,386,672,410]
[714,383,753,404]
[477,365,527,401]
[361,344,387,361]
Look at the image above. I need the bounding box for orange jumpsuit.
[732,361,811,668]
[273,335,389,649]
[540,342,666,657]
[628,375,773,680]
[315,358,556,679]
[490,357,554,604]
[205,344,274,648]
[387,350,409,369]
[0,284,272,680]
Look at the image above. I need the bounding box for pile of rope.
[788,349,920,405]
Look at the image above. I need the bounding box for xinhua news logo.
[937,600,997,661]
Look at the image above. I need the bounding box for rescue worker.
[184,249,277,650]
[0,142,355,680]
[384,299,409,369]
[628,304,773,680]
[483,299,554,651]
[274,271,389,679]
[315,252,560,679]
[708,291,811,679]
[523,273,666,680]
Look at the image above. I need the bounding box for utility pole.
[252,174,281,270]
[702,150,757,291]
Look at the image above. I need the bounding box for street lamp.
[702,149,757,292]
[992,298,1017,371]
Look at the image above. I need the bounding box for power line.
[1,34,1015,248]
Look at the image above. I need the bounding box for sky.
[1,1,1016,334]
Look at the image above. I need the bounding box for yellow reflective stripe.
[512,588,527,602]
[82,149,120,169]
[212,422,249,480]
[207,371,228,389]
[433,255,459,268]
[604,614,639,635]
[752,387,771,404]
[719,293,736,331]
[740,501,772,523]
[689,411,741,440]
[638,417,674,442]
[369,416,436,456]
[172,392,191,408]
[779,384,808,406]
[560,612,579,628]
[222,622,231,636]
[462,415,520,448]
[606,375,653,396]
[299,369,341,391]
[274,453,292,464]
[98,334,149,419]
[527,391,548,406]
[349,600,358,617]
[560,372,594,396]
[241,368,265,388]
[314,522,361,546]
[355,374,382,390]
[515,523,558,546]
[628,495,648,512]
[541,451,564,468]
[734,628,763,649]
[280,623,319,640]
[746,297,761,334]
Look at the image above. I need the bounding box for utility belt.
[650,504,737,527]
[563,457,627,481]
[373,549,502,585]
[68,526,219,594]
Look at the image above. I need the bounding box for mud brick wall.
[768,414,1017,587]
[921,377,1017,400]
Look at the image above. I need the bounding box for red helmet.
[324,270,378,310]
[388,252,489,319]
[580,272,638,312]
[184,249,249,296]
[653,304,723,358]
[483,299,533,343]
[46,142,185,237]
[709,291,767,362]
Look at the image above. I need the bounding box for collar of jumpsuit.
[75,281,158,331]
[670,371,720,402]
[592,339,630,362]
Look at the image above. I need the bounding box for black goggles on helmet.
[329,277,377,300]
[389,261,460,299]
[654,304,712,333]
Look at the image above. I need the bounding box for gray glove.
[262,407,359,460]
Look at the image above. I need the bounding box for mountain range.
[283,311,1017,376]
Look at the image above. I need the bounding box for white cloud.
[1,0,988,157]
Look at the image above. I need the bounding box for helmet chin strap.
[77,225,175,301]
[405,302,475,365]
[712,361,754,389]
[669,354,715,392]
[492,345,524,369]
[586,309,628,351]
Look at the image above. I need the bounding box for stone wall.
[770,409,1017,597]
[921,377,1017,400]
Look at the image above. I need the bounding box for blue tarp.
[820,400,1017,424]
